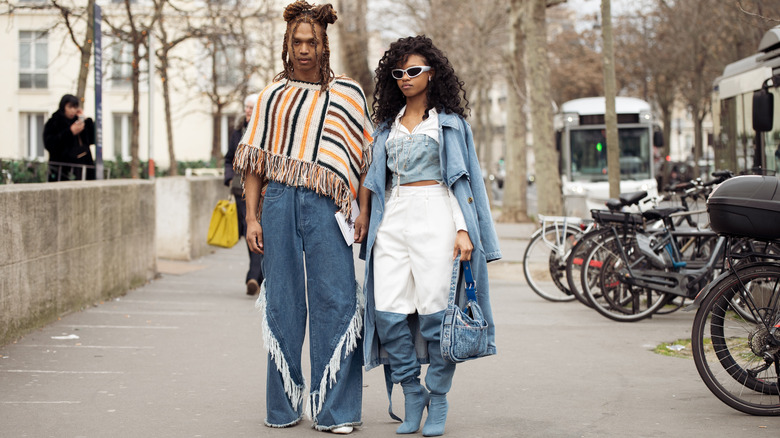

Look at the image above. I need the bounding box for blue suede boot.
[419,310,456,437]
[375,310,430,434]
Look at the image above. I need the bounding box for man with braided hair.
[233,1,372,434]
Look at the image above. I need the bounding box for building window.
[112,113,134,160]
[110,41,133,87]
[20,112,46,159]
[19,31,48,89]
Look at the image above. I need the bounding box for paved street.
[1,223,778,437]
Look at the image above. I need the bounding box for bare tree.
[548,25,603,105]
[1,0,95,102]
[601,0,620,199]
[103,0,164,178]
[193,0,275,162]
[150,0,196,177]
[337,0,373,103]
[501,0,530,222]
[52,0,95,102]
[525,0,562,215]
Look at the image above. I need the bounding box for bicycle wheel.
[691,263,780,416]
[523,224,580,302]
[728,238,780,323]
[566,228,611,308]
[581,232,672,322]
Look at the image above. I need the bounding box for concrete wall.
[0,180,156,345]
[156,176,227,261]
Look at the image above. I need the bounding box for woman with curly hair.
[356,36,501,436]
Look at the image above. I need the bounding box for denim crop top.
[386,134,441,188]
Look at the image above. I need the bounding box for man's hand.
[247,220,264,254]
[453,230,473,261]
[354,212,369,243]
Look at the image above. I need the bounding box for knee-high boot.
[418,310,456,437]
[375,310,430,434]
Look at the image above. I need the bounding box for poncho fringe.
[234,143,371,218]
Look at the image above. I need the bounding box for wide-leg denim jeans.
[259,181,363,430]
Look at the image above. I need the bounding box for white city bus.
[711,25,780,174]
[555,96,659,217]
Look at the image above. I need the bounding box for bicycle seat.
[605,198,623,211]
[619,191,648,206]
[642,207,687,221]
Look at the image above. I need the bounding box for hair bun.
[283,1,337,25]
[312,4,337,25]
[283,1,312,22]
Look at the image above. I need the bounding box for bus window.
[569,127,651,182]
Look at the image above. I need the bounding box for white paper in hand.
[335,200,359,246]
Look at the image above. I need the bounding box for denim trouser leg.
[259,182,363,430]
[235,194,248,238]
[247,249,264,284]
[419,311,456,395]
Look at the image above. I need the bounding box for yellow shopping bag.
[207,196,239,248]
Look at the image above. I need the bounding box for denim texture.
[386,134,442,187]
[258,181,363,430]
[361,112,500,372]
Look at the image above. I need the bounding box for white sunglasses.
[391,65,432,80]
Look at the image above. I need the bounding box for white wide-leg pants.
[373,184,457,315]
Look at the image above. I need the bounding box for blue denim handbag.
[441,259,489,363]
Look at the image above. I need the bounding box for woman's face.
[244,102,255,122]
[395,54,432,101]
[64,103,80,119]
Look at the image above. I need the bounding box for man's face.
[288,21,323,82]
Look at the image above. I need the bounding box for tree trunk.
[525,0,561,216]
[501,0,529,223]
[130,34,141,179]
[602,0,620,199]
[660,105,672,189]
[161,55,177,176]
[336,0,373,103]
[213,105,223,163]
[477,83,494,207]
[76,0,95,102]
[693,102,705,176]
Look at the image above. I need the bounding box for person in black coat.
[225,93,263,295]
[43,94,96,181]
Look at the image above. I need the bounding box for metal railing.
[47,161,111,182]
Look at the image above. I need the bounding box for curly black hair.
[372,35,469,125]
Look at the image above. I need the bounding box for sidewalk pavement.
[1,223,777,437]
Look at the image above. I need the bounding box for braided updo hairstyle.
[275,1,337,91]
[372,35,469,125]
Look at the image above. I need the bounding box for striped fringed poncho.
[234,77,373,217]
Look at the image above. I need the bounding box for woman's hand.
[453,230,473,261]
[354,212,369,243]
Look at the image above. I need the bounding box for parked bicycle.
[689,175,780,416]
[577,172,735,322]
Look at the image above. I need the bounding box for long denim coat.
[360,111,501,371]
